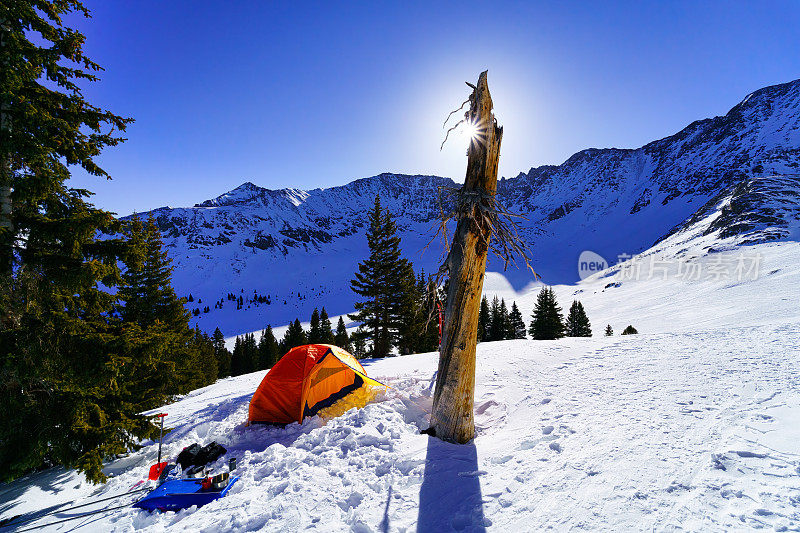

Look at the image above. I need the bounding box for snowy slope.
[133,79,800,338]
[2,238,799,532]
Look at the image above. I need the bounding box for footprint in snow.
[541,398,552,405]
[549,441,562,453]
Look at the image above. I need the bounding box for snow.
[149,76,800,341]
[2,238,800,532]
[5,78,800,533]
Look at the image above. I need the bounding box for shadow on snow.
[416,436,487,532]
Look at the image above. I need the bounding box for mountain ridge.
[131,78,800,336]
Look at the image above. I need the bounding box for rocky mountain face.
[135,78,800,336]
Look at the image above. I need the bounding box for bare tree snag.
[430,71,503,443]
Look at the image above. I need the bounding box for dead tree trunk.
[430,71,503,443]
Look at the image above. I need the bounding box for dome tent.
[248,344,386,425]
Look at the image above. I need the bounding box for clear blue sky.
[66,1,800,215]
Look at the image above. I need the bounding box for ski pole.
[156,413,167,464]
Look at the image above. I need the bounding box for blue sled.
[133,476,239,512]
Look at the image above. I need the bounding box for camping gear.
[211,472,230,490]
[176,443,202,469]
[177,441,227,470]
[229,457,237,471]
[196,441,226,465]
[148,462,167,481]
[185,465,205,478]
[133,476,239,512]
[148,413,169,481]
[159,464,181,483]
[248,344,387,425]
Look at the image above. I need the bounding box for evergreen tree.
[258,326,280,369]
[349,195,412,357]
[528,287,565,340]
[229,333,258,376]
[281,319,307,353]
[604,324,613,336]
[244,333,258,373]
[397,266,424,355]
[564,300,592,337]
[477,296,490,342]
[191,328,218,385]
[334,316,351,350]
[414,275,442,353]
[212,327,232,377]
[119,215,200,397]
[508,302,527,339]
[621,325,638,335]
[230,336,244,376]
[500,299,515,340]
[488,296,506,341]
[351,335,367,359]
[319,308,335,345]
[308,308,322,344]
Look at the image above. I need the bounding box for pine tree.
[500,299,515,340]
[604,324,613,336]
[508,302,527,339]
[397,266,424,355]
[488,296,506,341]
[334,317,351,351]
[308,308,322,344]
[621,325,638,335]
[564,300,592,337]
[349,195,412,357]
[258,327,280,369]
[244,333,258,373]
[212,327,232,377]
[529,287,565,340]
[477,296,490,342]
[419,276,443,352]
[351,335,367,359]
[0,4,138,474]
[319,308,335,345]
[281,319,308,353]
[191,328,218,385]
[230,336,244,376]
[121,215,200,396]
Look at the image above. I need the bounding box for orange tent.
[248,344,386,425]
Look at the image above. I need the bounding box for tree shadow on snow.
[416,436,487,532]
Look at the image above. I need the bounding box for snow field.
[3,320,798,531]
[3,241,800,531]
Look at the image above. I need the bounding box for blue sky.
[66,1,800,215]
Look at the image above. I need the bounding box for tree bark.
[430,71,502,443]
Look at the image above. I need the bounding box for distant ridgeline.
[127,78,800,336]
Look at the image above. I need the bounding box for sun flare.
[460,119,480,141]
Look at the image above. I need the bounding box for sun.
[440,116,485,151]
[460,119,480,141]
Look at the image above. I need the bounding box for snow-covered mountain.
[138,78,800,336]
[4,238,800,531]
